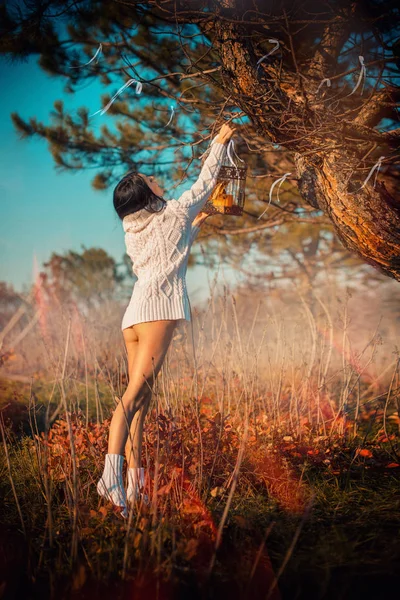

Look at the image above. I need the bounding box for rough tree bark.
[2,0,400,280]
[196,0,400,281]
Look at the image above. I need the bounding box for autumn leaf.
[233,515,247,528]
[388,413,400,424]
[210,486,224,498]
[358,449,373,458]
[193,519,214,531]
[157,482,173,495]
[185,538,199,560]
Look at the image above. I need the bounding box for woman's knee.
[121,381,150,412]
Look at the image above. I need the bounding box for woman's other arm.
[189,212,209,245]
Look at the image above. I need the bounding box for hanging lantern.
[202,138,247,216]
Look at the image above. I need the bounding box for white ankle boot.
[126,467,150,505]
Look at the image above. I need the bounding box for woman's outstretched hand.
[215,122,236,144]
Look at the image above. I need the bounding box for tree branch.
[354,85,400,126]
[306,8,353,84]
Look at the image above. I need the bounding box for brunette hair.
[113,171,166,220]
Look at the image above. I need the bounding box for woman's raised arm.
[176,123,236,221]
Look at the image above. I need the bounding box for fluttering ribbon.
[360,156,385,189]
[163,104,175,128]
[257,172,292,219]
[154,104,177,131]
[348,56,366,96]
[315,78,331,94]
[69,43,102,69]
[226,138,245,176]
[89,78,142,117]
[256,39,280,72]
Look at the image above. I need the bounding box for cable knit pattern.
[121,141,227,329]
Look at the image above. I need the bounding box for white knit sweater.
[121,140,227,329]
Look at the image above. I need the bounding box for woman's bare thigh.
[123,325,140,378]
[121,320,179,408]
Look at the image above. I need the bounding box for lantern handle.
[226,138,244,170]
[199,134,245,176]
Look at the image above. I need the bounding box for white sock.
[97,453,127,509]
[126,467,149,505]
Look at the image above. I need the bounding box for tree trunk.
[203,4,400,281]
[295,152,400,280]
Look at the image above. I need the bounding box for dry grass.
[0,276,400,599]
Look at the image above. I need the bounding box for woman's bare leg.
[108,320,178,455]
[124,402,149,467]
[122,326,151,468]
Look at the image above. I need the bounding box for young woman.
[96,122,236,516]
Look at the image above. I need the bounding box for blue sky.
[2,5,399,311]
[0,47,241,306]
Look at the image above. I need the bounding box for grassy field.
[1,284,400,599]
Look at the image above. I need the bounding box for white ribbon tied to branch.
[89,78,142,117]
[257,172,292,219]
[315,78,331,94]
[161,104,175,129]
[360,156,385,189]
[69,43,103,69]
[348,56,366,96]
[256,39,280,72]
[154,104,177,131]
